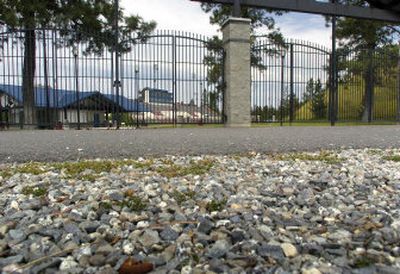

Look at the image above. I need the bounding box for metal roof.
[0,84,149,112]
[192,0,400,22]
[366,1,400,13]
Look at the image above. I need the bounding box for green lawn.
[142,121,398,129]
[295,79,398,121]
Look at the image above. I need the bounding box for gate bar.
[191,0,400,23]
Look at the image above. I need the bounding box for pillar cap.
[221,17,251,29]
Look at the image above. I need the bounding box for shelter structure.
[0,84,149,128]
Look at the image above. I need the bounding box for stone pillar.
[222,17,251,128]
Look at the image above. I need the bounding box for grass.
[1,163,49,180]
[366,149,384,156]
[0,170,13,180]
[353,255,380,268]
[21,185,48,197]
[53,159,152,177]
[99,201,113,210]
[0,157,211,183]
[139,121,398,129]
[275,151,341,164]
[295,78,398,122]
[145,124,224,129]
[0,159,154,182]
[171,190,196,205]
[118,196,147,212]
[252,121,398,127]
[154,159,214,178]
[383,155,400,162]
[206,199,227,212]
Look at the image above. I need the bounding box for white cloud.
[275,13,332,48]
[121,0,219,36]
[122,0,332,48]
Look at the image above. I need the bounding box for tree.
[305,78,327,119]
[0,0,156,127]
[200,3,285,43]
[251,105,277,122]
[278,87,300,122]
[327,0,399,122]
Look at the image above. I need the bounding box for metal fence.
[0,27,225,129]
[1,26,399,129]
[251,37,399,124]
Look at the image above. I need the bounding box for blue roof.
[0,84,149,112]
[104,94,149,113]
[143,88,173,104]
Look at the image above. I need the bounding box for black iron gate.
[251,38,332,124]
[120,31,225,126]
[0,27,225,129]
[251,37,399,124]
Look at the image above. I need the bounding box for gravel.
[0,148,399,273]
[0,126,400,163]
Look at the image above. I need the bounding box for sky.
[121,0,333,48]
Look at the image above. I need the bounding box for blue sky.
[122,0,333,48]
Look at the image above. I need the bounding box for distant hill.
[295,77,398,121]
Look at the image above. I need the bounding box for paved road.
[1,126,400,163]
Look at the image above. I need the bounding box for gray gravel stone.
[160,226,179,241]
[197,218,214,234]
[0,254,24,267]
[0,148,399,273]
[139,230,160,247]
[206,240,230,259]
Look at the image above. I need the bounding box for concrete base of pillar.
[225,122,251,128]
[21,124,37,130]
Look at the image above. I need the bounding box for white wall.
[59,110,106,125]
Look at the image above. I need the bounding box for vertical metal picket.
[42,29,51,128]
[114,0,121,129]
[289,43,294,124]
[173,34,177,127]
[397,43,400,123]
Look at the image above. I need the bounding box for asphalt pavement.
[1,126,400,163]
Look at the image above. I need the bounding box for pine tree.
[305,78,327,119]
[327,0,399,121]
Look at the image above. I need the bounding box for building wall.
[58,110,106,126]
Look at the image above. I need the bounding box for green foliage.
[353,255,379,268]
[155,159,214,178]
[99,201,113,210]
[252,105,277,122]
[325,1,399,120]
[0,0,156,38]
[327,1,398,50]
[200,2,284,43]
[0,159,153,182]
[278,88,301,121]
[383,155,400,162]
[171,190,196,205]
[118,195,147,212]
[304,79,327,119]
[0,170,13,180]
[206,199,227,212]
[15,162,48,175]
[200,3,287,115]
[276,151,341,164]
[22,185,48,197]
